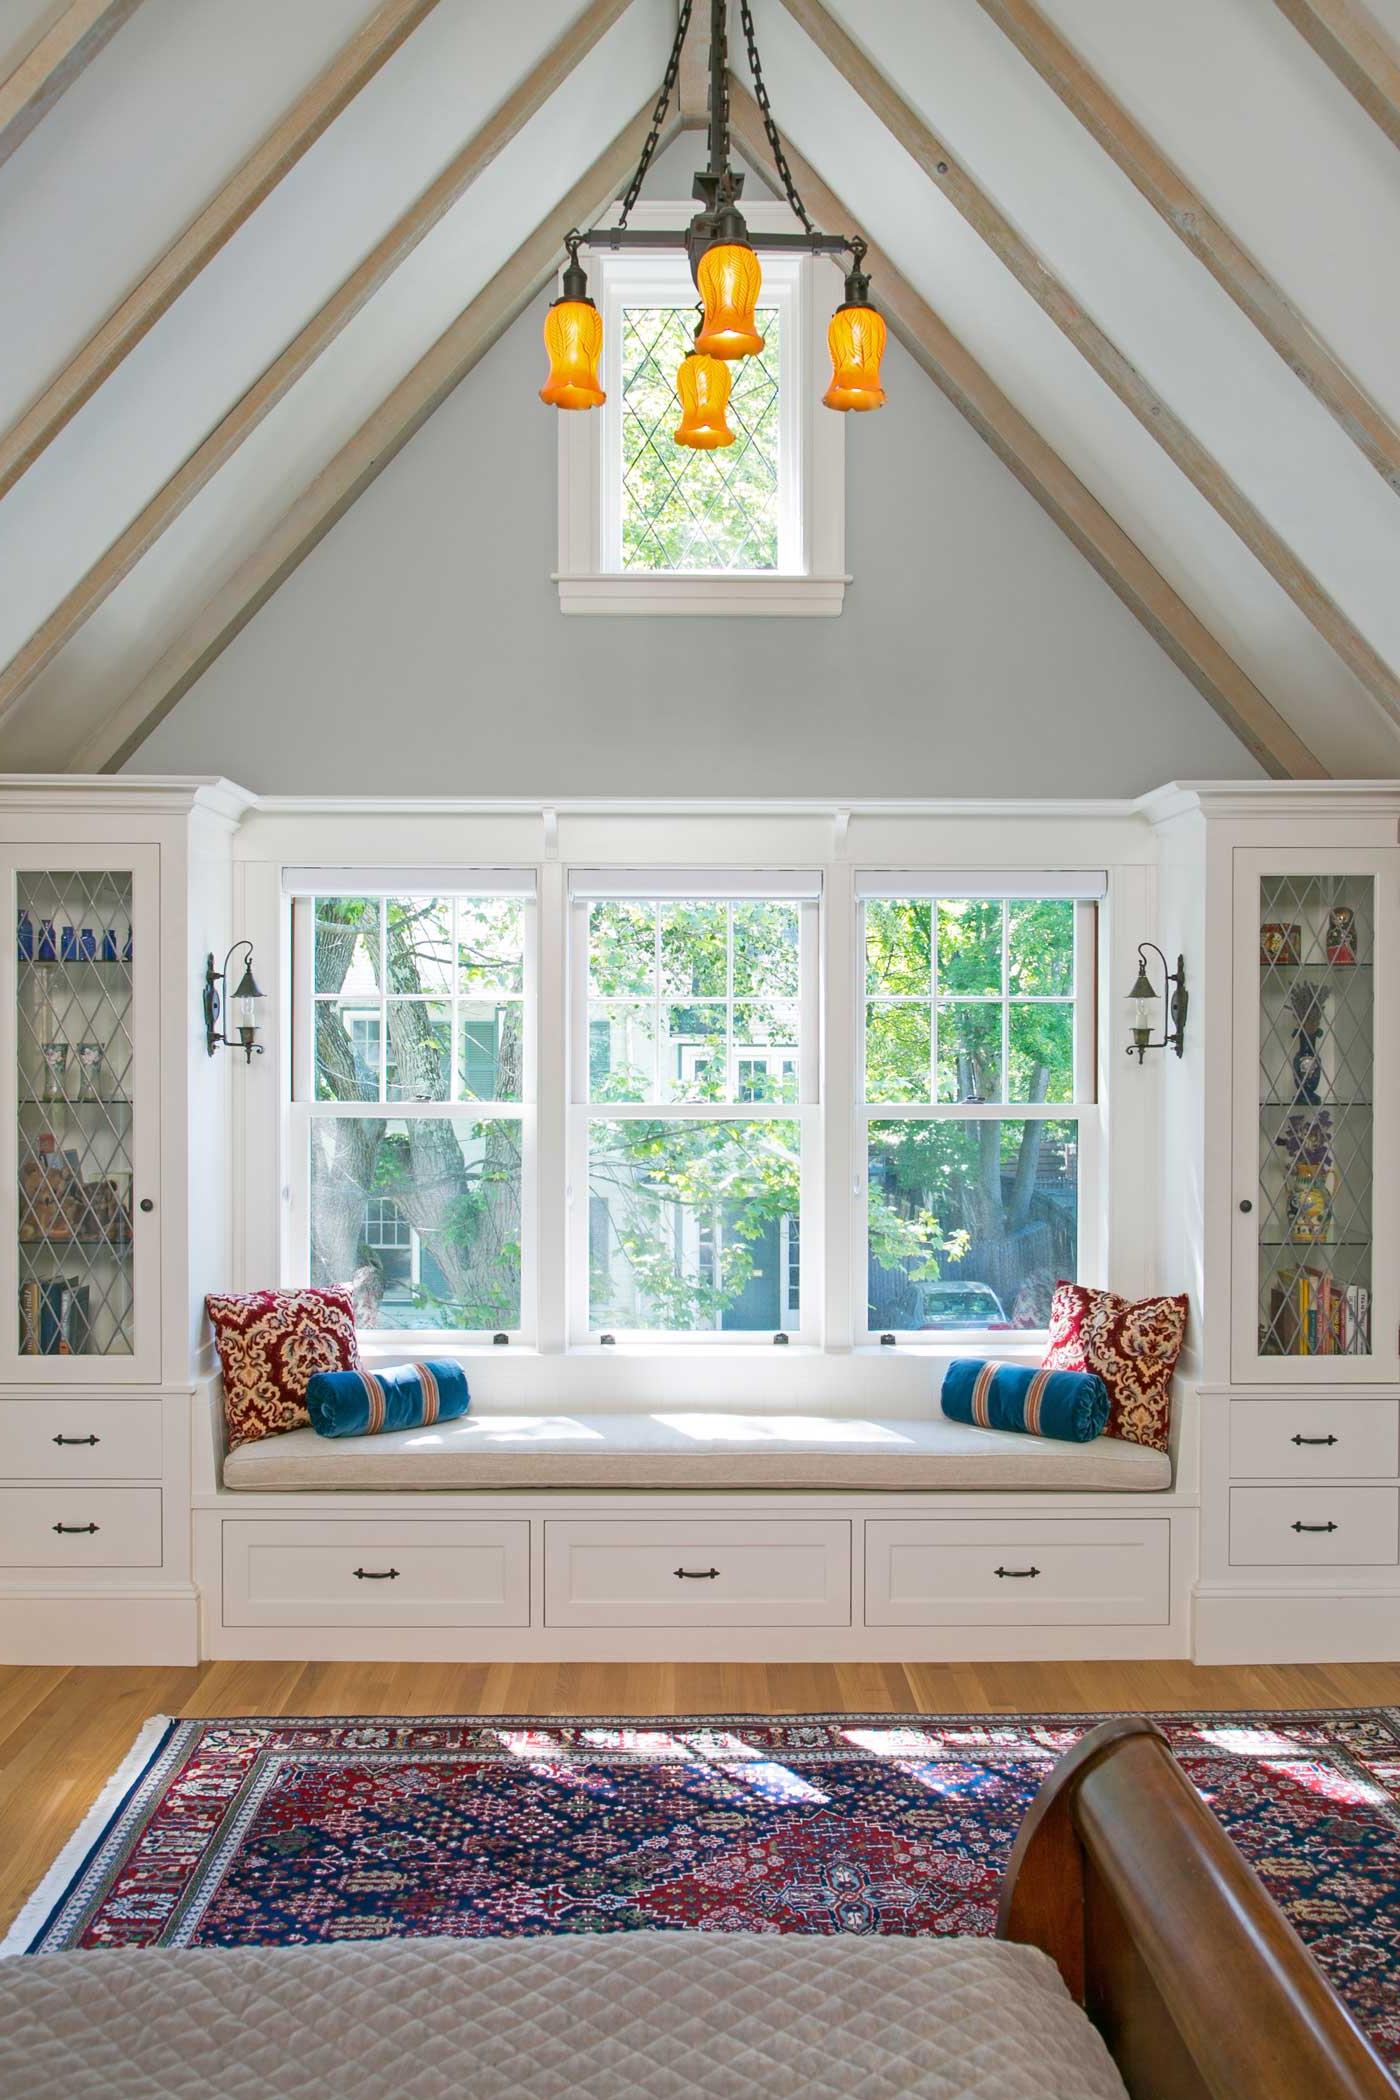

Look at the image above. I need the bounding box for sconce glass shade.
[694,242,765,359]
[673,350,735,449]
[823,303,887,411]
[539,299,605,409]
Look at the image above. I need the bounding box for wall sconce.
[204,941,266,1062]
[1126,943,1188,1062]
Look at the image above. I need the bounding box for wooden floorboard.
[3,1657,1398,1934]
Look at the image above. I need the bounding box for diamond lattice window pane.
[620,307,780,572]
[16,871,135,1356]
[1256,874,1373,1357]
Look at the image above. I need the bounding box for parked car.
[910,1280,1011,1330]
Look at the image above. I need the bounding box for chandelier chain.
[618,0,695,231]
[739,0,814,234]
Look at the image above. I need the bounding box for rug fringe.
[0,1714,177,1957]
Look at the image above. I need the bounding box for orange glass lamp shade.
[539,296,605,410]
[824,301,887,412]
[694,242,765,359]
[674,349,735,449]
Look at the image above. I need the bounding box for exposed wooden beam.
[0,0,441,498]
[973,0,1400,497]
[678,0,710,126]
[780,0,1400,729]
[728,83,1324,781]
[1272,0,1400,151]
[0,0,635,726]
[0,0,142,169]
[74,105,668,774]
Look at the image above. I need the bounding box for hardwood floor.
[3,1656,1399,1936]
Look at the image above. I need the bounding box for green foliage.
[620,308,780,573]
[590,1117,799,1332]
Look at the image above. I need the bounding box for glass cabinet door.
[4,849,160,1381]
[1235,851,1396,1383]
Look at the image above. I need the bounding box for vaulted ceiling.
[0,0,1397,777]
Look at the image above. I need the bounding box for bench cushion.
[221,1410,1172,1493]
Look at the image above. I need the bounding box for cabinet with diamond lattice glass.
[1231,850,1398,1385]
[3,852,160,1381]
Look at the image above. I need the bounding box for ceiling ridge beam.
[1271,0,1400,151]
[0,0,442,499]
[970,0,1400,497]
[71,102,669,775]
[0,0,143,169]
[778,0,1400,730]
[0,0,636,728]
[726,82,1323,781]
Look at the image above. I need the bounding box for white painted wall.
[131,287,1258,796]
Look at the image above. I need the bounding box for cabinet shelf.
[18,1095,132,1108]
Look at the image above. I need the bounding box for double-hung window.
[287,872,535,1341]
[857,876,1103,1340]
[569,871,820,1340]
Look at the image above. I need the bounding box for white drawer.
[544,1520,851,1628]
[1229,1487,1399,1567]
[864,1519,1171,1627]
[1229,1400,1398,1481]
[0,1486,162,1567]
[0,1399,162,1480]
[222,1520,530,1627]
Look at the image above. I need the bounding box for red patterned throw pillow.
[1042,1280,1187,1453]
[206,1288,360,1449]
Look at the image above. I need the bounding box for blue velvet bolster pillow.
[941,1358,1109,1443]
[305,1361,471,1439]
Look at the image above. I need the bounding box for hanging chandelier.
[539,0,887,446]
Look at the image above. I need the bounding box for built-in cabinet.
[0,781,249,1665]
[1150,788,1400,1662]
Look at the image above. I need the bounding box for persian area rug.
[7,1709,1400,2066]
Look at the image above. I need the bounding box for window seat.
[221,1411,1172,1494]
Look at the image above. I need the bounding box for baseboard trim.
[0,1588,199,1666]
[1194,1585,1400,1664]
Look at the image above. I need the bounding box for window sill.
[554,573,849,617]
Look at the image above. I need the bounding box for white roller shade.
[282,867,538,898]
[856,870,1107,901]
[570,869,823,902]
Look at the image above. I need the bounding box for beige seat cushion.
[222,1408,1172,1493]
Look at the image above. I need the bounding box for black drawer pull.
[353,1566,400,1580]
[1292,1434,1338,1447]
[674,1566,720,1580]
[53,1433,99,1447]
[1291,1521,1337,1534]
[53,1522,99,1535]
[995,1565,1041,1579]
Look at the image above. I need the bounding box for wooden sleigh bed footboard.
[998,1718,1395,2100]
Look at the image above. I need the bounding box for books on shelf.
[18,1278,91,1355]
[1267,1266,1370,1356]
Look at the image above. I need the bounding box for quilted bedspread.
[0,1931,1128,2099]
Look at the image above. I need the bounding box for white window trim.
[555,199,848,617]
[853,890,1104,1347]
[287,885,538,1346]
[566,884,823,1345]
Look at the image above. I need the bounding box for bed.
[0,1719,1391,2100]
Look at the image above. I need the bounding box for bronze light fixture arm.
[203,940,266,1063]
[1126,941,1188,1062]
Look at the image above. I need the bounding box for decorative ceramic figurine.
[1260,922,1301,966]
[1326,905,1357,966]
